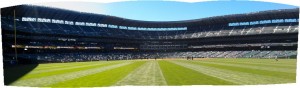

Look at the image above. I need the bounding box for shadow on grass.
[3,59,39,85]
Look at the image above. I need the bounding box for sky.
[31,0,298,21]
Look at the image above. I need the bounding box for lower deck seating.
[9,50,297,63]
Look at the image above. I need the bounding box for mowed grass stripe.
[10,61,134,87]
[192,60,295,73]
[49,61,146,87]
[115,61,167,86]
[169,60,294,85]
[184,60,296,80]
[207,60,296,68]
[159,61,234,85]
[34,62,103,70]
[28,61,121,74]
[213,58,297,64]
[18,61,122,80]
[201,59,296,67]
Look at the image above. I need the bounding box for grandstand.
[1,5,298,64]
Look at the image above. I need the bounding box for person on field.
[275,56,278,61]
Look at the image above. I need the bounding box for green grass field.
[5,58,297,87]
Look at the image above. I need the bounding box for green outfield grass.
[5,58,297,87]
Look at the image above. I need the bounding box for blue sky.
[33,0,297,21]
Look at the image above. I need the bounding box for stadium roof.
[1,5,299,27]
